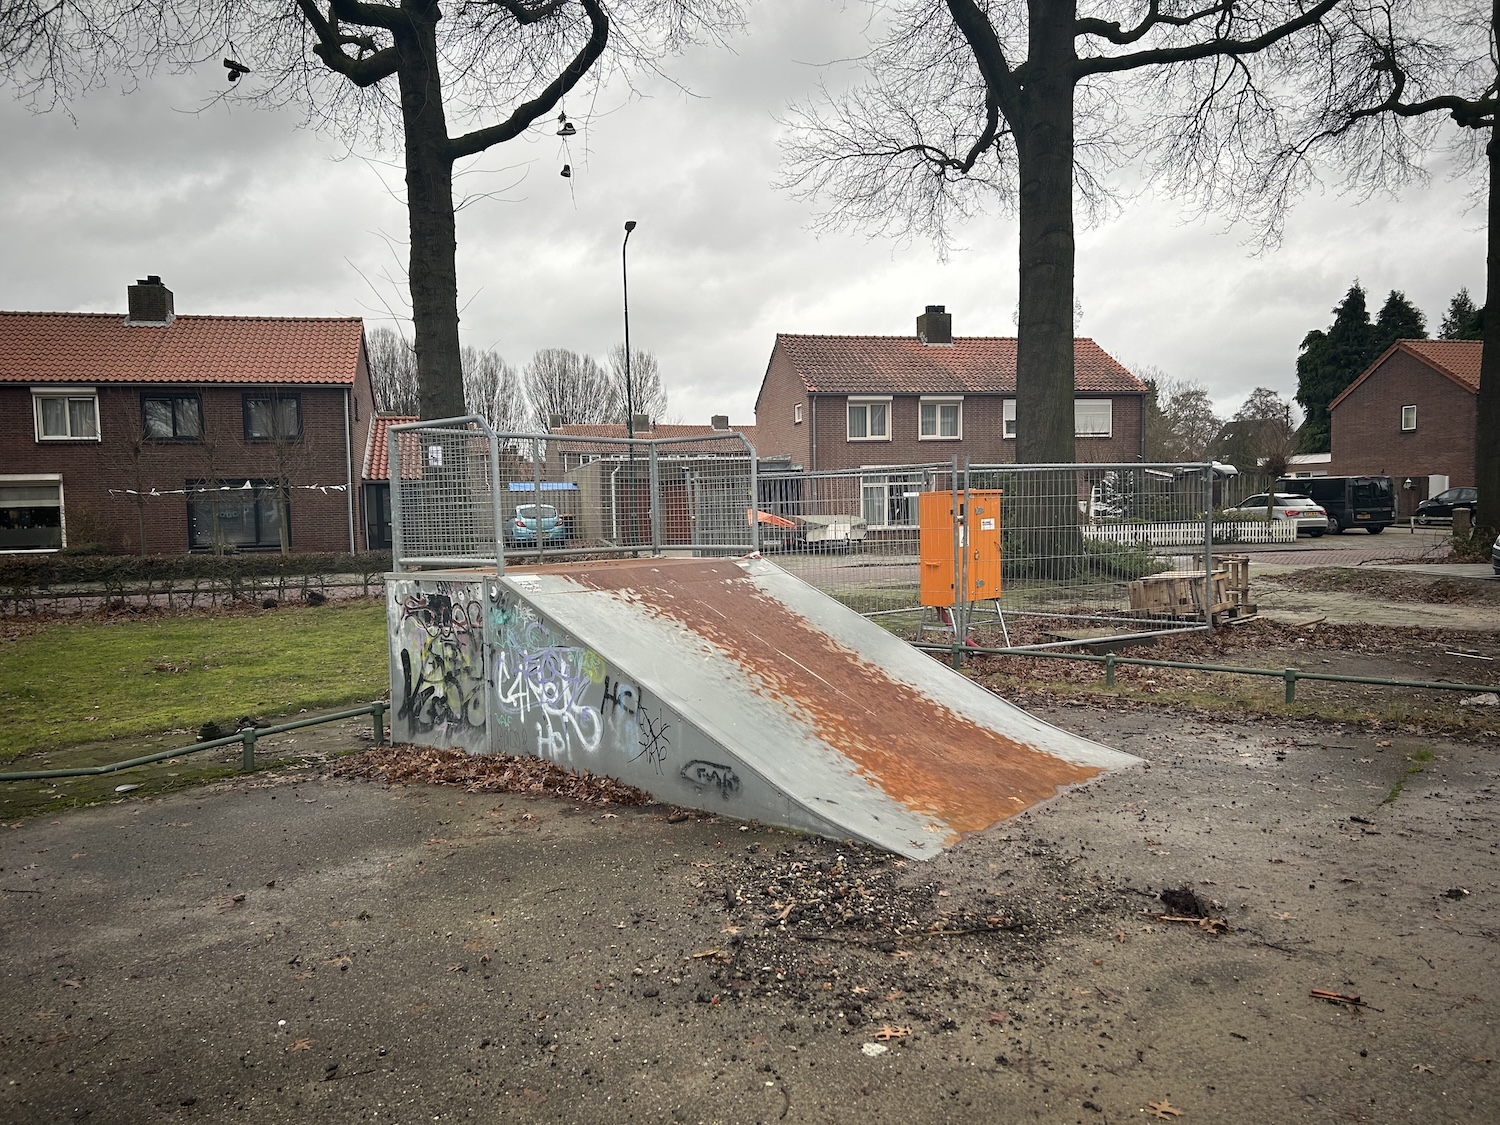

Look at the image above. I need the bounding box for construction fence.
[388,419,1257,648]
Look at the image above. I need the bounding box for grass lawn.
[0,600,389,764]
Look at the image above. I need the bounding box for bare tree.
[2,1,742,420]
[782,0,1344,475]
[1140,370,1223,462]
[462,344,525,432]
[522,347,618,430]
[1260,0,1497,538]
[606,343,668,424]
[366,326,420,416]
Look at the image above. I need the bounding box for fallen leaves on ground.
[873,1025,911,1041]
[334,746,653,806]
[1147,1099,1184,1118]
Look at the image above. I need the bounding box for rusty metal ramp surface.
[387,557,1137,859]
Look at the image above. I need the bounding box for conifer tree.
[1295,282,1377,453]
[1440,288,1484,341]
[1372,290,1428,353]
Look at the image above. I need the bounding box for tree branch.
[297,0,400,86]
[1076,1,1231,47]
[944,0,1018,169]
[447,0,608,160]
[1076,0,1342,79]
[492,0,570,24]
[326,0,412,33]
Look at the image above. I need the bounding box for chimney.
[126,276,174,326]
[632,413,652,433]
[916,304,951,345]
[548,414,564,430]
[711,414,730,430]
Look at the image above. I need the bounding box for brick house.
[1328,339,1479,513]
[0,278,376,554]
[753,306,1146,472]
[752,306,1146,528]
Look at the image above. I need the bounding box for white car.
[1225,493,1328,536]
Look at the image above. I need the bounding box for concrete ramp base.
[387,557,1137,859]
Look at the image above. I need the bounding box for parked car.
[506,503,566,545]
[1276,475,1395,534]
[1223,493,1328,536]
[1414,486,1478,526]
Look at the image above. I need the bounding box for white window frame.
[846,397,891,442]
[1002,399,1017,439]
[794,403,803,425]
[32,387,100,442]
[861,471,922,529]
[1400,404,1417,432]
[918,396,963,440]
[1074,398,1112,438]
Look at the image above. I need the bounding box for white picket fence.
[1082,520,1297,547]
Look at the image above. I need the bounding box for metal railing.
[918,642,1497,703]
[0,702,388,781]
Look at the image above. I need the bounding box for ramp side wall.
[386,571,876,847]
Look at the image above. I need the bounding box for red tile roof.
[1330,339,1482,410]
[772,334,1145,395]
[550,422,760,453]
[1396,339,1481,390]
[0,312,365,386]
[364,415,419,481]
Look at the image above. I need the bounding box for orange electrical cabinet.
[918,490,1002,607]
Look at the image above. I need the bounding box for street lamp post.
[622,220,637,439]
[622,220,638,552]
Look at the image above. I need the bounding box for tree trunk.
[1014,0,1078,469]
[397,12,466,422]
[1476,121,1500,539]
[1008,0,1081,574]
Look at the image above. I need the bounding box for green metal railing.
[0,702,388,782]
[916,643,1497,704]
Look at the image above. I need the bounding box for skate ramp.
[387,556,1137,859]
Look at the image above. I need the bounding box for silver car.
[1225,493,1329,536]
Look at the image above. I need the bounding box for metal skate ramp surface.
[387,556,1138,859]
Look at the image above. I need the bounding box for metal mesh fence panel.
[388,421,758,570]
[389,418,503,569]
[750,461,1235,649]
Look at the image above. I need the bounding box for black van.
[1276,476,1396,534]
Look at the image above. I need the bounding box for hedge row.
[0,551,393,592]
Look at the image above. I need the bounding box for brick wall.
[1331,350,1477,503]
[2,383,368,554]
[796,392,1143,472]
[751,348,813,465]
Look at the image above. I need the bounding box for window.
[847,398,890,441]
[0,477,63,551]
[794,403,803,425]
[1400,405,1417,432]
[243,393,302,442]
[1003,399,1017,439]
[1074,399,1112,437]
[143,393,203,441]
[33,389,99,441]
[187,479,287,550]
[861,471,921,529]
[919,397,962,439]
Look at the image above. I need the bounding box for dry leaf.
[1147,1099,1184,1118]
[290,1038,314,1051]
[873,1025,911,1041]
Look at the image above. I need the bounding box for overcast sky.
[0,2,1484,428]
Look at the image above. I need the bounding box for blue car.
[507,503,566,545]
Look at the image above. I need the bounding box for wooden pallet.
[1127,556,1256,622]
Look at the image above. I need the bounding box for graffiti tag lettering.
[681,760,740,800]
